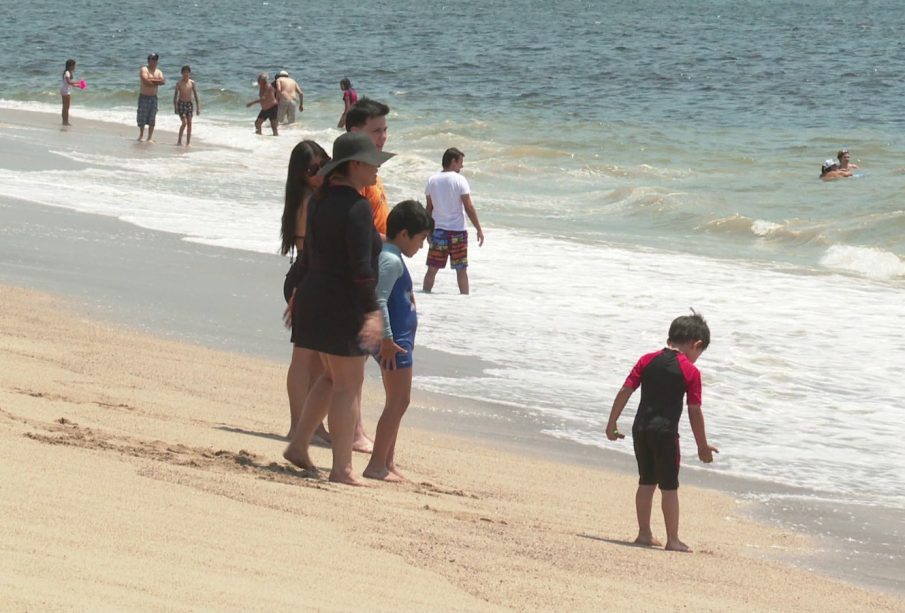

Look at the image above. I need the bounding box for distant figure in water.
[246,73,279,136]
[60,59,78,126]
[337,78,358,128]
[137,53,166,142]
[173,65,200,146]
[605,312,719,553]
[837,148,859,171]
[820,159,852,181]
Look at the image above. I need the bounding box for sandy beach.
[1,283,902,611]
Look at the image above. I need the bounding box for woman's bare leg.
[284,353,332,471]
[323,354,367,486]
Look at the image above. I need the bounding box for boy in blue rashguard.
[363,200,434,481]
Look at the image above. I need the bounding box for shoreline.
[1,106,903,600]
[2,283,903,611]
[2,194,904,601]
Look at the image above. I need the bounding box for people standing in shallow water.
[173,65,200,146]
[283,132,394,486]
[137,53,165,142]
[820,159,851,181]
[281,140,330,442]
[275,70,304,125]
[837,149,859,171]
[247,73,279,136]
[337,78,358,128]
[422,148,485,295]
[60,59,78,126]
[605,312,719,553]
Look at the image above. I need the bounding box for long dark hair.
[64,58,75,77]
[281,140,328,256]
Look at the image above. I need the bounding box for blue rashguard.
[375,243,417,369]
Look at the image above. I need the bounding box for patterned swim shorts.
[426,228,468,270]
[137,94,158,126]
[177,100,194,118]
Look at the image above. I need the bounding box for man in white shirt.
[422,148,485,295]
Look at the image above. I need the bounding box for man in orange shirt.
[345,98,391,238]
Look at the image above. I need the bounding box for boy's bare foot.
[329,469,366,486]
[283,446,315,471]
[665,539,692,552]
[388,465,407,481]
[362,465,405,482]
[633,533,663,547]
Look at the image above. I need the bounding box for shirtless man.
[820,159,852,181]
[837,149,859,171]
[246,73,279,136]
[173,65,200,147]
[137,53,166,142]
[275,70,304,125]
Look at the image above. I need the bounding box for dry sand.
[1,285,902,612]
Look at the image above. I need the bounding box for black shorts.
[257,106,277,122]
[632,428,680,490]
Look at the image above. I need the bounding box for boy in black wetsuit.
[605,313,719,552]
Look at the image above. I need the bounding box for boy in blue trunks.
[363,200,434,482]
[605,312,719,552]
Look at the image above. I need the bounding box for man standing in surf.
[137,53,165,142]
[422,148,484,295]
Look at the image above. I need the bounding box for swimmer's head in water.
[837,149,851,162]
[821,159,839,175]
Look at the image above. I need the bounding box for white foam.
[820,244,905,280]
[3,105,905,507]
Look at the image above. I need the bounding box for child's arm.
[605,386,633,440]
[374,252,406,371]
[173,85,178,111]
[193,81,200,115]
[687,404,719,463]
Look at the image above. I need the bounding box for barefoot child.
[605,312,719,552]
[174,65,200,146]
[60,59,78,126]
[363,200,434,481]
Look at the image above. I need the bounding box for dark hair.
[148,53,159,62]
[344,97,390,131]
[281,140,329,256]
[340,78,352,90]
[181,65,191,74]
[668,311,710,349]
[386,200,434,240]
[442,147,464,169]
[820,163,837,177]
[64,59,76,76]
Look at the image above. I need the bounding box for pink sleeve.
[623,352,657,389]
[679,358,702,405]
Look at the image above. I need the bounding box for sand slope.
[1,286,901,612]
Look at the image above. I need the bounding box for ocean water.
[2,0,904,518]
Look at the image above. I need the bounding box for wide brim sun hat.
[318,132,395,176]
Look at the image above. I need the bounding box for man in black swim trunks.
[246,72,279,136]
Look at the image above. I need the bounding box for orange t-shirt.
[361,175,389,236]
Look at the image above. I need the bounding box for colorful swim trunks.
[426,228,468,270]
[177,100,194,118]
[137,94,158,126]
